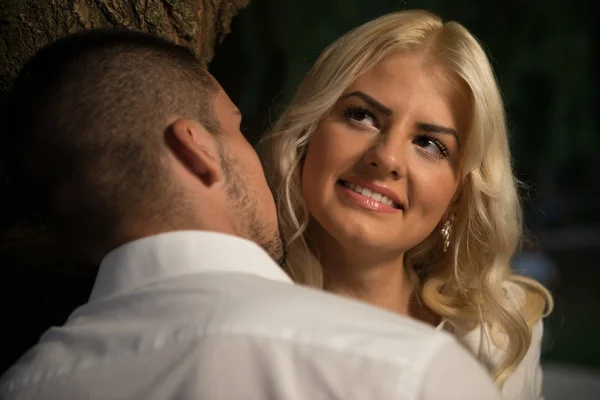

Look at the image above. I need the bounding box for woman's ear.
[441,186,463,226]
[449,183,464,212]
[166,118,224,187]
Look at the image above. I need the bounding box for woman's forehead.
[340,52,472,138]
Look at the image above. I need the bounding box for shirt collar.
[89,230,292,302]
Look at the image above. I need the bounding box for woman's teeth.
[340,181,399,208]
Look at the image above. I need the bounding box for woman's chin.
[335,232,408,259]
[309,209,418,260]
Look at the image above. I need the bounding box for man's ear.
[166,119,223,187]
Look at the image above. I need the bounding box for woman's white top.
[438,282,544,400]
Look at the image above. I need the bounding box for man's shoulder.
[125,271,457,369]
[0,273,461,399]
[199,273,457,366]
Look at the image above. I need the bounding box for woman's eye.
[414,135,449,158]
[343,106,377,129]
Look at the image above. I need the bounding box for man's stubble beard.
[219,147,285,264]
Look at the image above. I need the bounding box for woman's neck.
[310,225,440,325]
[313,230,413,315]
[324,260,413,315]
[321,252,441,327]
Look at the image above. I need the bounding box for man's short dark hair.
[3,29,220,256]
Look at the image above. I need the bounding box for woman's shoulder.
[450,311,543,369]
[501,279,533,311]
[446,280,545,398]
[448,280,542,358]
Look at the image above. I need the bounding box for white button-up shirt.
[0,231,501,399]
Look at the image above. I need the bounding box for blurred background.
[208,0,600,398]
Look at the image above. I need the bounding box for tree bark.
[0,0,249,94]
[0,0,248,375]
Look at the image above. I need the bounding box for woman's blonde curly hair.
[261,9,552,385]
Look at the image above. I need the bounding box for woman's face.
[301,52,470,257]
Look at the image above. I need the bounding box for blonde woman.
[262,10,553,400]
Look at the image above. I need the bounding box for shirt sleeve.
[420,340,503,400]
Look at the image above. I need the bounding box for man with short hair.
[0,30,501,400]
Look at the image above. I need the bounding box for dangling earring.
[441,214,455,253]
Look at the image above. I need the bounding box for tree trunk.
[0,0,249,94]
[0,0,248,375]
